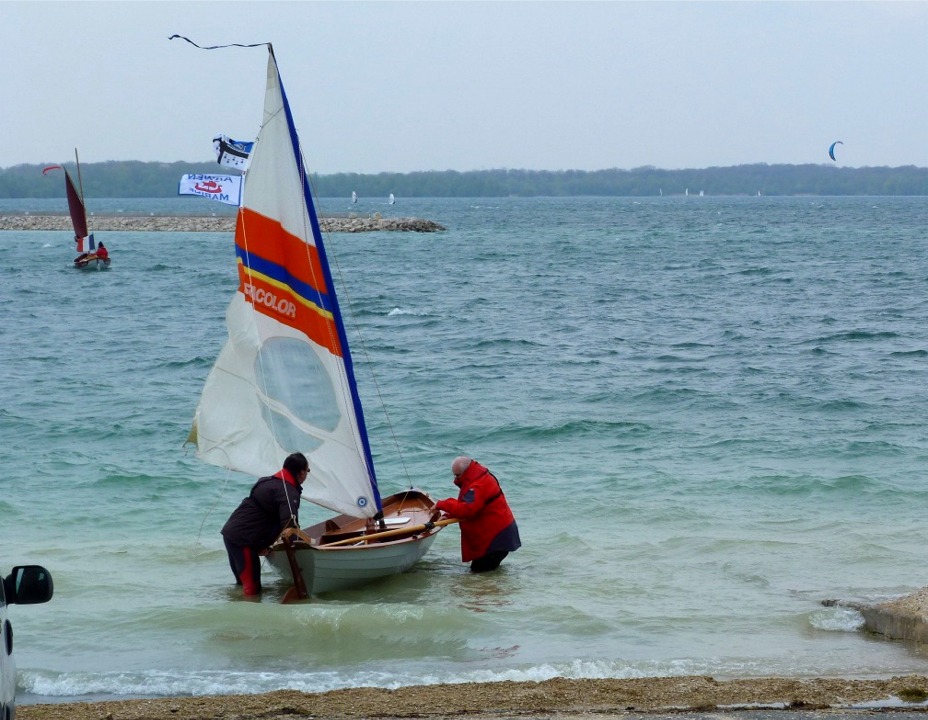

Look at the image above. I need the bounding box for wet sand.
[18,675,928,720]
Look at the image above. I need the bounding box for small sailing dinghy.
[43,150,111,270]
[181,39,451,598]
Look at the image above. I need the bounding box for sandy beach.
[0,214,445,233]
[18,675,928,720]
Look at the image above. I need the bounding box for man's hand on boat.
[423,510,452,530]
[278,527,311,544]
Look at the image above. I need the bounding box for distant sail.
[43,163,89,240]
[351,191,357,203]
[388,193,395,205]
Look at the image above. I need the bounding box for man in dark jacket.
[436,456,521,573]
[221,452,309,596]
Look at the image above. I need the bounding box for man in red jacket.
[436,456,521,573]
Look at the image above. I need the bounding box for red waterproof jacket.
[435,461,521,562]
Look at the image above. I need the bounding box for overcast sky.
[2,1,926,173]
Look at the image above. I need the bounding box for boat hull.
[74,257,111,270]
[265,489,443,596]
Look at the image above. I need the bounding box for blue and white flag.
[178,174,243,206]
[213,134,253,170]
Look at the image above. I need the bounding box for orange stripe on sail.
[234,209,342,357]
[235,208,329,294]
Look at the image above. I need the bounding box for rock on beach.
[0,214,446,233]
[824,586,928,645]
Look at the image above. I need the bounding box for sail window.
[255,337,341,451]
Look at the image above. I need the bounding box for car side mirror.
[4,565,54,605]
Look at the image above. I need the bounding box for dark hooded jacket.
[221,469,302,550]
[435,460,521,562]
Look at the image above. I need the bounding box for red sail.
[64,169,88,239]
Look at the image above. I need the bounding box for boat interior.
[296,489,438,548]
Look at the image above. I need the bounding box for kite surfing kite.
[828,141,843,161]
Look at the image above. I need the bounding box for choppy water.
[3,195,928,704]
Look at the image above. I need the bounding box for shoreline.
[17,675,928,720]
[0,213,446,233]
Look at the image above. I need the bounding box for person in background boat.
[95,242,108,261]
[221,452,311,596]
[435,456,521,573]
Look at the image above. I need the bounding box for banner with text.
[178,174,243,206]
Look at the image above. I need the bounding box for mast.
[74,148,86,204]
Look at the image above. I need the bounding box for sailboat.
[188,43,450,598]
[388,193,395,205]
[43,150,111,270]
[351,191,358,204]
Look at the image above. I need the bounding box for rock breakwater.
[824,587,928,645]
[0,214,446,233]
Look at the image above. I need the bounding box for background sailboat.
[183,41,447,597]
[42,150,111,269]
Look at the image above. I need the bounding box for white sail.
[192,49,381,519]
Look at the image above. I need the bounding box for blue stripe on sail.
[235,245,334,315]
[275,52,384,514]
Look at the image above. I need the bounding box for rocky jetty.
[0,214,446,233]
[823,586,928,644]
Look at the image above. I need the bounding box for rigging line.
[281,110,375,495]
[235,126,315,526]
[237,99,300,482]
[297,152,370,475]
[193,459,235,556]
[305,171,414,489]
[236,166,298,527]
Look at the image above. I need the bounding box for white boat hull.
[266,533,438,595]
[74,257,111,270]
[264,489,444,596]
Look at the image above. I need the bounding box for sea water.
[3,195,928,703]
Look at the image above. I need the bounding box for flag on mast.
[213,135,254,170]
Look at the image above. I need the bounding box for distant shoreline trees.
[2,161,927,198]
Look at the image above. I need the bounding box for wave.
[807,606,866,632]
[474,418,651,442]
[737,473,894,498]
[808,330,901,344]
[154,356,215,370]
[17,657,797,702]
[387,307,430,317]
